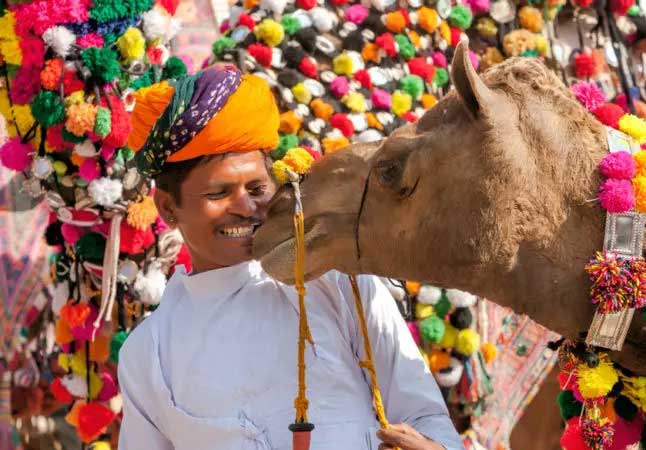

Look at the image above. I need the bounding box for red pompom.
[172,243,193,275]
[402,111,418,123]
[574,0,594,6]
[302,145,321,160]
[119,221,156,255]
[331,0,349,5]
[63,70,85,96]
[50,377,74,403]
[450,27,463,47]
[329,113,355,137]
[248,43,272,68]
[574,53,597,79]
[299,57,318,78]
[593,103,625,129]
[77,402,116,443]
[238,13,256,29]
[102,95,131,148]
[158,0,180,14]
[611,0,634,14]
[399,8,411,25]
[408,57,435,82]
[354,69,372,89]
[561,418,591,450]
[297,0,317,9]
[376,33,397,58]
[146,47,164,65]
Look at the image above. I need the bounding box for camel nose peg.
[289,421,315,450]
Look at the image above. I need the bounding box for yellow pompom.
[429,349,451,372]
[254,19,284,47]
[421,93,437,109]
[634,150,646,177]
[438,323,458,348]
[415,303,434,320]
[116,27,146,62]
[535,35,549,56]
[633,176,646,212]
[9,104,36,139]
[90,442,112,450]
[333,53,354,76]
[127,196,159,231]
[322,136,350,154]
[408,30,421,48]
[391,91,412,116]
[0,11,17,39]
[343,92,367,113]
[69,351,88,376]
[58,353,72,371]
[418,7,439,33]
[272,160,290,185]
[439,21,451,44]
[65,91,86,107]
[622,376,646,411]
[481,342,497,364]
[577,359,618,399]
[475,17,498,39]
[0,40,21,66]
[291,82,312,104]
[455,329,481,356]
[519,6,543,33]
[619,114,646,144]
[283,147,314,174]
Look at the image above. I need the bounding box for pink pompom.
[76,33,104,49]
[614,93,630,113]
[71,306,99,341]
[465,0,491,14]
[178,54,195,74]
[79,158,100,182]
[571,82,606,112]
[153,215,170,234]
[61,223,85,245]
[9,66,41,104]
[96,372,118,402]
[20,35,45,69]
[371,88,392,110]
[432,51,447,68]
[0,137,33,171]
[468,50,480,71]
[100,145,116,162]
[609,416,643,450]
[345,4,369,24]
[599,151,636,179]
[330,76,350,99]
[599,178,635,213]
[560,417,590,450]
[407,322,421,345]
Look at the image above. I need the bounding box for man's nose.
[227,189,257,218]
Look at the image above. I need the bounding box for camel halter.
[286,170,392,450]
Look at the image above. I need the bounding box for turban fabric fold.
[129,67,280,177]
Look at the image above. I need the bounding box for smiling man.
[117,65,463,450]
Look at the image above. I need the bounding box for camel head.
[254,40,606,290]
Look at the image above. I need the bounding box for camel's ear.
[451,40,494,118]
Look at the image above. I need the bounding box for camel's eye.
[375,158,402,188]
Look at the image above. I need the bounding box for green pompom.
[433,68,449,87]
[434,293,452,318]
[212,36,236,57]
[271,134,299,160]
[419,315,446,343]
[162,56,188,80]
[394,35,415,60]
[614,395,638,421]
[94,106,112,138]
[521,49,539,58]
[110,331,130,363]
[61,128,86,144]
[628,4,641,15]
[282,15,301,35]
[121,146,135,161]
[556,390,582,420]
[130,69,153,90]
[74,232,106,263]
[399,75,425,100]
[449,5,473,29]
[31,91,65,127]
[90,0,154,23]
[81,47,121,84]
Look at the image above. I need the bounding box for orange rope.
[294,210,314,423]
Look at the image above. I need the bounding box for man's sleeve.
[118,332,174,450]
[343,275,465,450]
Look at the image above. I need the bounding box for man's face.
[156,151,277,274]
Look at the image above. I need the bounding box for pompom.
[346,4,369,24]
[134,261,166,305]
[298,57,318,78]
[260,0,287,15]
[400,75,425,100]
[574,53,598,79]
[419,315,446,343]
[417,285,442,305]
[283,147,315,174]
[449,5,473,30]
[391,91,412,116]
[65,102,98,137]
[594,103,626,129]
[40,58,64,90]
[329,114,354,137]
[94,107,112,138]
[408,57,435,82]
[120,221,156,255]
[375,33,397,58]
[255,19,284,47]
[96,372,118,402]
[456,328,481,356]
[321,136,350,154]
[310,7,335,32]
[330,77,350,99]
[421,94,438,109]
[449,307,473,330]
[310,99,334,121]
[633,176,646,212]
[32,91,65,127]
[343,92,367,113]
[212,36,236,57]
[79,158,100,183]
[561,417,589,450]
[103,95,130,148]
[407,322,421,345]
[415,303,434,320]
[76,33,104,49]
[618,114,646,144]
[611,0,634,15]
[248,43,272,68]
[502,29,536,57]
[88,177,123,206]
[272,160,290,184]
[297,0,316,10]
[557,390,583,420]
[438,323,458,348]
[598,179,635,213]
[577,359,619,399]
[429,349,451,372]
[279,111,302,134]
[42,25,75,58]
[385,10,407,33]
[609,416,643,450]
[519,6,544,32]
[77,402,116,443]
[371,89,392,110]
[581,418,614,450]
[127,196,158,231]
[599,151,636,179]
[446,289,477,307]
[50,377,74,403]
[571,82,606,112]
[333,53,354,76]
[81,47,120,84]
[465,0,491,14]
[354,69,372,90]
[481,342,497,364]
[0,137,33,171]
[109,331,129,363]
[162,56,188,80]
[10,67,41,105]
[434,358,464,387]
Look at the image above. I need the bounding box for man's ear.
[154,188,179,228]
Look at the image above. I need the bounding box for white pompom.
[142,9,169,41]
[379,278,406,301]
[417,285,443,305]
[74,139,99,157]
[357,129,383,143]
[371,0,396,11]
[446,289,477,307]
[52,283,70,315]
[42,26,76,58]
[434,358,464,387]
[310,7,336,32]
[260,0,287,15]
[168,18,182,41]
[61,374,87,398]
[292,9,313,28]
[134,261,166,305]
[88,177,123,206]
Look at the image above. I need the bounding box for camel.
[252,41,646,376]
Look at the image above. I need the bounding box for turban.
[129,67,280,177]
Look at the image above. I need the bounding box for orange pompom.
[408,30,421,48]
[421,93,437,109]
[41,59,63,91]
[55,318,74,345]
[279,111,302,134]
[310,99,334,121]
[406,281,421,296]
[366,112,384,131]
[518,6,543,33]
[481,342,498,364]
[89,333,111,363]
[60,303,91,328]
[418,7,439,33]
[362,43,379,63]
[65,102,98,137]
[429,349,451,372]
[385,10,407,33]
[322,136,350,154]
[70,153,85,168]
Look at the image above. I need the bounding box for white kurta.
[118,261,464,450]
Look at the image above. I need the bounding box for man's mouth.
[218,223,261,238]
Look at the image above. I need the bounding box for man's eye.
[205,192,226,200]
[250,185,268,196]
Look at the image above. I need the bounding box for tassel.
[93,214,122,338]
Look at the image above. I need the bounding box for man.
[118,65,463,450]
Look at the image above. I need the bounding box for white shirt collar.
[177,260,263,301]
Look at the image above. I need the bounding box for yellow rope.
[294,210,314,423]
[348,275,391,431]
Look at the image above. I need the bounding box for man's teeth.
[220,226,254,237]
